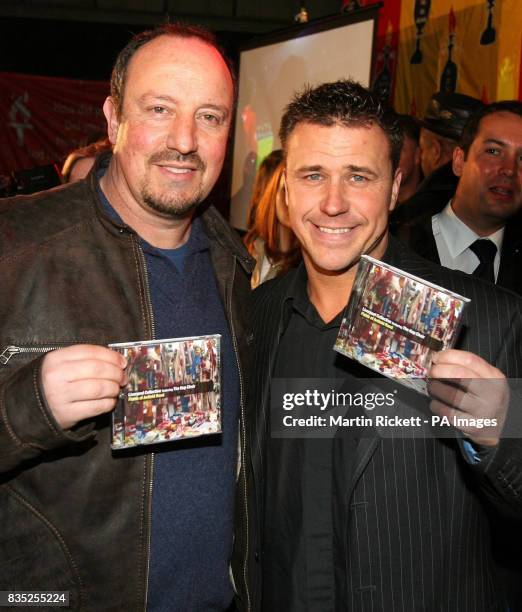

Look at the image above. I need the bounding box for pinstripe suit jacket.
[235,237,522,612]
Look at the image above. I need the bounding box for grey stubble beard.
[141,151,207,219]
[141,182,204,219]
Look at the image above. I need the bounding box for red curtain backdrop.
[0,72,108,176]
[3,2,522,174]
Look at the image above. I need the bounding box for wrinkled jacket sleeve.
[464,306,522,517]
[0,356,95,472]
[466,404,522,518]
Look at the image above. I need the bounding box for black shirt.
[262,264,366,612]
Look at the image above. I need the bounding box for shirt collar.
[439,200,504,257]
[283,262,309,307]
[281,234,402,330]
[282,262,344,330]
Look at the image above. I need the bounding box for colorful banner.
[371,0,403,104]
[3,3,522,176]
[0,72,108,176]
[365,0,522,114]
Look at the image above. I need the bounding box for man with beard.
[0,24,251,610]
[402,101,522,295]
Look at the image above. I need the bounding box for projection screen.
[230,6,380,229]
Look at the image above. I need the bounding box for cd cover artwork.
[110,335,221,449]
[334,256,470,394]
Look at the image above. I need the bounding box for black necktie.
[469,239,497,283]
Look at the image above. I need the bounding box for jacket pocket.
[0,484,82,609]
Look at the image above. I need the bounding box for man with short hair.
[402,101,522,295]
[0,24,251,610]
[233,80,522,611]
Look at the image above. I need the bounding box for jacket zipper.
[228,257,252,612]
[135,239,156,612]
[0,344,65,366]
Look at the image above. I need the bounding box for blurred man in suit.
[401,101,522,295]
[396,113,422,204]
[391,92,483,230]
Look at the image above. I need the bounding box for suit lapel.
[411,216,440,264]
[348,433,381,497]
[498,225,522,295]
[345,238,427,499]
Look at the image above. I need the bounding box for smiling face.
[452,111,522,235]
[103,35,234,220]
[284,121,401,280]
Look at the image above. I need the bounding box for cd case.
[110,334,221,449]
[334,256,470,394]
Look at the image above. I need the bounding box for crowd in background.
[245,91,522,298]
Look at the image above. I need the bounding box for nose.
[499,151,518,177]
[166,114,197,154]
[320,179,349,216]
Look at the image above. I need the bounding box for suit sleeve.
[466,305,522,517]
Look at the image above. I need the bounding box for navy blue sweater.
[99,186,239,611]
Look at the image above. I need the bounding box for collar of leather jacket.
[89,151,253,274]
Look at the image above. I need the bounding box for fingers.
[43,344,127,371]
[427,350,509,446]
[56,379,124,404]
[430,349,503,379]
[40,345,128,430]
[45,358,128,386]
[65,398,120,424]
[428,377,469,409]
[428,377,507,413]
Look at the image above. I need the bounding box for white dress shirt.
[432,201,504,281]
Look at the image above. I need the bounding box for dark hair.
[396,113,420,143]
[61,138,112,183]
[460,100,522,156]
[110,23,236,117]
[279,80,403,174]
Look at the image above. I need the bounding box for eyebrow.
[347,164,378,177]
[138,93,229,117]
[295,164,378,177]
[482,138,506,147]
[295,165,323,173]
[139,93,177,104]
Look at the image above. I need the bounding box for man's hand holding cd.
[427,349,509,447]
[41,344,128,430]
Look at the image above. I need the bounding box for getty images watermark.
[270,378,522,439]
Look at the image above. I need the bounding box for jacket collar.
[85,152,253,275]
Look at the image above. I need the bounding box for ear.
[103,96,120,146]
[452,146,465,177]
[275,173,292,228]
[281,171,289,209]
[389,168,402,212]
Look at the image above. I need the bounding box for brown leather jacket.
[0,160,252,611]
